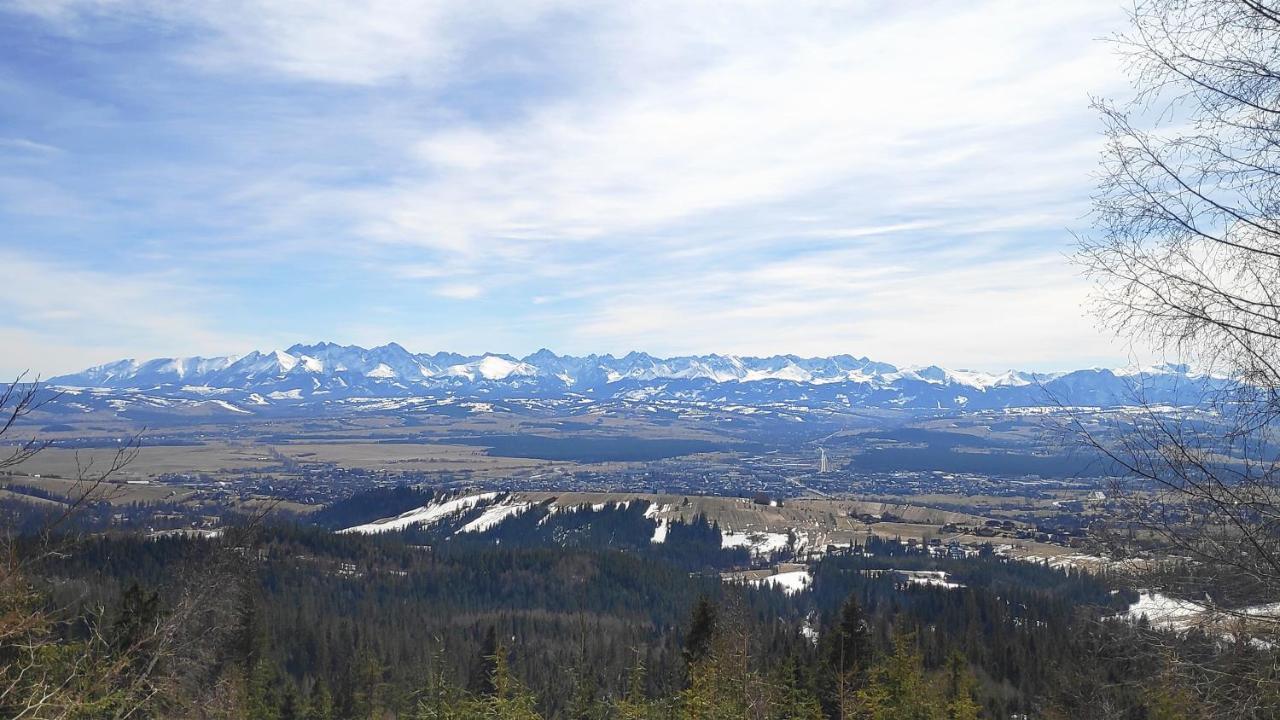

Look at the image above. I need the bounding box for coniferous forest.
[6,493,1269,720]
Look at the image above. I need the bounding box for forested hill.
[5,469,1273,718]
[22,523,1167,720]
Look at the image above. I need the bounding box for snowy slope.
[46,342,1230,413]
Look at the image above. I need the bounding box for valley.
[1,350,1266,719]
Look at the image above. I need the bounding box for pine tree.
[488,644,542,720]
[769,658,825,720]
[111,582,160,659]
[681,653,736,720]
[470,626,499,696]
[306,679,335,720]
[349,649,388,720]
[417,644,470,720]
[942,651,981,720]
[567,662,601,720]
[246,658,282,720]
[684,597,719,666]
[824,594,874,719]
[857,633,944,720]
[614,658,654,720]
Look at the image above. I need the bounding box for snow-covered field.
[721,530,790,557]
[899,570,963,589]
[757,569,812,594]
[1117,591,1280,638]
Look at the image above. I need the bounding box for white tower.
[819,447,829,474]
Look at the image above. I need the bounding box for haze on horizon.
[0,0,1143,378]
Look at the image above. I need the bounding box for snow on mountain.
[445,354,536,381]
[366,363,396,379]
[44,342,1231,414]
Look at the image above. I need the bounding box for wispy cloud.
[0,0,1139,374]
[0,253,257,376]
[0,137,62,154]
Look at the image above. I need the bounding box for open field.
[274,441,568,474]
[0,475,199,505]
[1,442,278,480]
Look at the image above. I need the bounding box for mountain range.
[42,343,1225,417]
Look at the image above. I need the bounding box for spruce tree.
[614,658,654,720]
[942,651,980,720]
[470,626,498,696]
[684,597,719,666]
[823,594,874,719]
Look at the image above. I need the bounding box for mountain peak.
[43,343,1220,412]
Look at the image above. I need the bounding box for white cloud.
[350,0,1126,264]
[0,253,252,376]
[0,137,63,155]
[2,0,1144,370]
[434,283,483,300]
[15,0,566,85]
[565,248,1136,371]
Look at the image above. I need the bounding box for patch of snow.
[900,570,962,589]
[204,399,249,414]
[460,502,532,533]
[758,569,812,594]
[340,492,499,534]
[801,614,819,644]
[270,350,299,372]
[722,531,790,556]
[651,519,669,544]
[643,503,671,518]
[1120,591,1206,631]
[367,363,397,378]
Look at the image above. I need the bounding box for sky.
[0,0,1144,378]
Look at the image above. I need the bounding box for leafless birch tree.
[1076,0,1280,714]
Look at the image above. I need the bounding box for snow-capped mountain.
[45,344,1226,415]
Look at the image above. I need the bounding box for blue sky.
[0,0,1141,377]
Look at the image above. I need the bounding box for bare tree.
[1076,0,1280,714]
[0,375,256,719]
[0,374,57,472]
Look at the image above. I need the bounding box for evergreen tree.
[614,658,655,720]
[1142,662,1200,720]
[942,651,981,720]
[488,644,542,720]
[681,652,745,720]
[684,597,719,666]
[418,643,471,720]
[111,582,160,658]
[769,658,825,720]
[470,626,499,696]
[246,658,282,720]
[567,662,601,720]
[823,594,874,719]
[350,649,388,719]
[306,679,335,720]
[857,633,944,720]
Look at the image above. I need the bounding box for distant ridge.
[43,343,1226,415]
